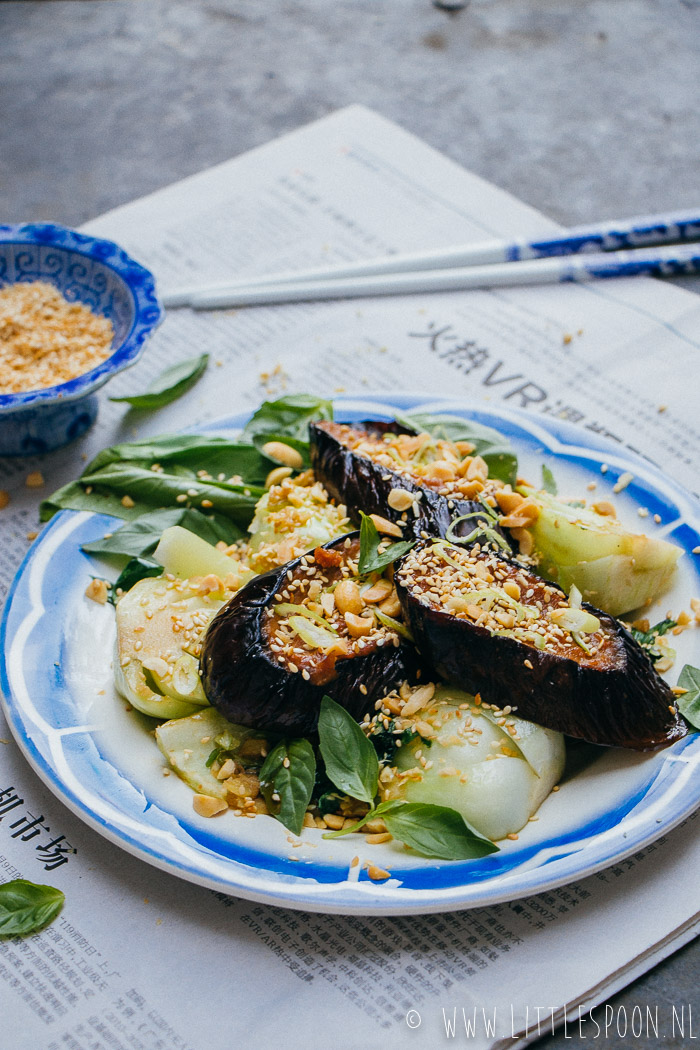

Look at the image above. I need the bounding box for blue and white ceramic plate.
[2,396,700,914]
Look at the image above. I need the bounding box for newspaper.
[1,105,700,1049]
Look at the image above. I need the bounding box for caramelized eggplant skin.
[394,547,686,751]
[200,535,420,736]
[309,419,501,542]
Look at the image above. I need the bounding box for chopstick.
[172,243,700,310]
[161,208,700,309]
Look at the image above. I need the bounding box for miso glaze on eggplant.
[394,540,686,751]
[201,533,420,736]
[309,419,508,543]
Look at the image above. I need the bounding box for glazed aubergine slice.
[200,532,421,737]
[393,539,687,751]
[309,419,509,544]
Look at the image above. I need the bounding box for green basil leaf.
[110,353,209,409]
[630,618,678,666]
[259,738,316,836]
[395,411,517,486]
[0,879,65,936]
[81,507,243,559]
[42,450,267,525]
[76,463,263,527]
[40,482,143,523]
[541,464,558,495]
[358,512,414,576]
[380,801,499,860]
[318,695,379,804]
[241,394,333,459]
[84,436,269,486]
[205,747,222,769]
[630,618,677,648]
[676,664,700,730]
[108,557,162,602]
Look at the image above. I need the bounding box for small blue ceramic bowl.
[0,222,164,456]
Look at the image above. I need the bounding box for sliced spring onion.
[521,630,546,650]
[444,587,538,624]
[444,516,510,552]
[431,541,480,576]
[549,607,601,634]
[492,627,546,649]
[287,616,340,650]
[477,496,500,522]
[412,435,440,466]
[275,602,338,635]
[569,583,583,610]
[372,607,414,642]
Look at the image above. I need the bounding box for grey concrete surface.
[1,2,699,1046]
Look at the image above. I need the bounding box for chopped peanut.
[369,513,403,537]
[365,863,391,881]
[85,578,109,605]
[361,578,393,603]
[224,772,260,799]
[387,487,415,512]
[495,489,524,515]
[334,579,363,615]
[378,592,402,617]
[265,466,293,489]
[401,683,436,716]
[344,611,373,637]
[193,794,228,818]
[262,441,303,469]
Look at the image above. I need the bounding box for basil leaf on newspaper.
[110,353,209,409]
[358,512,414,577]
[676,664,700,730]
[0,879,65,936]
[395,410,517,486]
[318,695,378,804]
[241,393,334,467]
[541,464,558,495]
[259,739,316,836]
[82,507,243,559]
[380,802,499,860]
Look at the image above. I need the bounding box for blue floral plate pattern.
[2,396,700,914]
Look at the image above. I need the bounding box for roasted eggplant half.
[309,419,509,544]
[201,532,420,736]
[394,539,686,751]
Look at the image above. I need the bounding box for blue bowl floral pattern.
[0,222,163,455]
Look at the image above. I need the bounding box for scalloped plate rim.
[2,392,700,915]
